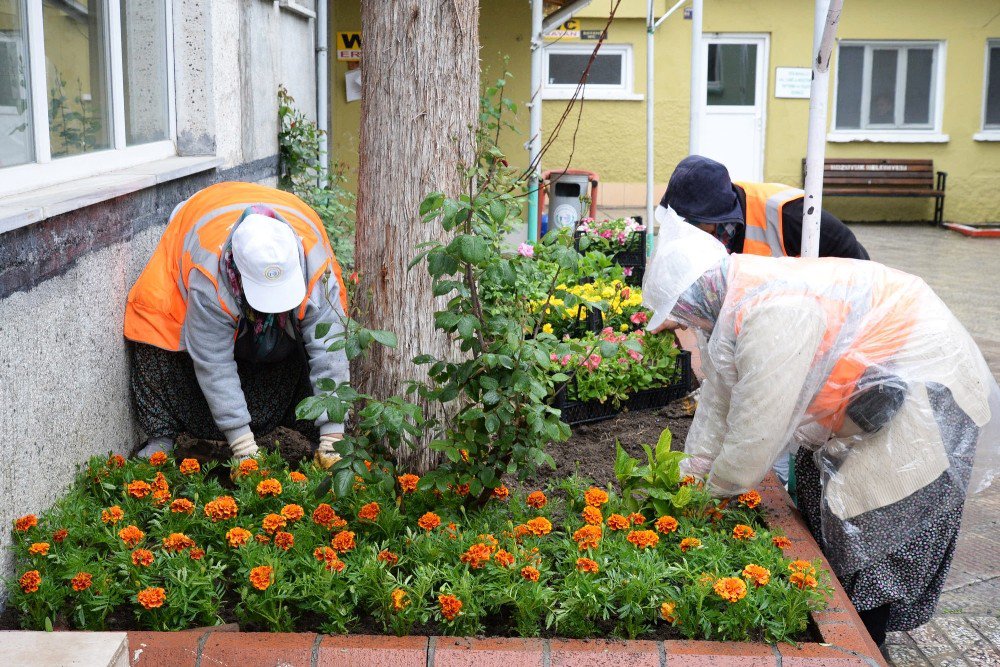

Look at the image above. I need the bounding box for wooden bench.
[802,158,947,224]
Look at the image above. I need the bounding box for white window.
[542,43,640,100]
[831,41,947,142]
[0,0,176,196]
[978,40,1000,140]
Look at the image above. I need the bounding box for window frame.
[829,39,948,143]
[541,42,642,101]
[1,0,177,197]
[976,39,1000,141]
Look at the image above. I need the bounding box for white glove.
[314,433,344,470]
[137,436,174,458]
[230,432,259,461]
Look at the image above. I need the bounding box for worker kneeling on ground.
[124,182,348,469]
[657,154,869,260]
[641,218,1000,650]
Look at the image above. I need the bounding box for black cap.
[659,155,744,226]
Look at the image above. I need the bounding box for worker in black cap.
[656,155,869,260]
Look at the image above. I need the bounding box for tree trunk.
[354,0,479,471]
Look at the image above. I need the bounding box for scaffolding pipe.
[801,0,843,258]
[527,0,543,243]
[688,0,704,155]
[316,0,329,175]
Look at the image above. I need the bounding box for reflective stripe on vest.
[734,182,804,257]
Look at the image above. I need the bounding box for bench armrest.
[936,171,947,191]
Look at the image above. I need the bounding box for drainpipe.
[527,0,543,243]
[688,0,704,155]
[316,0,329,176]
[801,0,843,258]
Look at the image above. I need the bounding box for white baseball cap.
[231,214,306,313]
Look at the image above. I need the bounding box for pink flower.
[617,232,628,244]
[560,354,572,366]
[582,354,602,371]
[630,311,649,325]
[517,243,534,258]
[627,348,643,361]
[635,224,646,232]
[600,230,614,239]
[623,267,633,277]
[550,353,559,362]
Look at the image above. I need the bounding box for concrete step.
[0,631,128,667]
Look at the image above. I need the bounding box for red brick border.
[124,475,886,667]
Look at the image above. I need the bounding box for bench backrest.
[802,158,935,190]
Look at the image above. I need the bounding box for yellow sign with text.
[544,19,581,40]
[336,32,362,61]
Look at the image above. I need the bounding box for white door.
[698,34,769,182]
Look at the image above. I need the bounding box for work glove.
[137,436,174,459]
[230,432,259,462]
[314,433,344,470]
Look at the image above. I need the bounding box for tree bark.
[355,0,479,471]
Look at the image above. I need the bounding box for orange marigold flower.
[713,576,748,603]
[581,506,603,526]
[493,485,510,501]
[280,504,304,522]
[149,451,167,466]
[738,490,762,509]
[249,566,273,591]
[583,487,609,507]
[52,529,68,543]
[478,533,498,548]
[127,480,152,499]
[525,517,552,536]
[190,548,205,560]
[257,479,283,498]
[606,514,630,531]
[525,491,547,509]
[660,601,677,622]
[417,512,441,531]
[358,502,380,521]
[680,475,698,487]
[788,559,816,574]
[312,503,337,529]
[732,524,757,541]
[14,514,38,532]
[576,557,600,573]
[513,523,530,539]
[107,454,126,468]
[628,513,646,526]
[204,496,239,522]
[790,571,819,590]
[573,525,602,551]
[655,515,679,534]
[771,536,793,550]
[459,449,470,463]
[698,572,717,587]
[391,588,410,612]
[235,458,259,477]
[152,490,171,507]
[137,587,166,609]
[225,527,252,548]
[520,565,540,581]
[460,543,493,569]
[170,498,195,514]
[179,458,201,475]
[19,570,41,593]
[313,546,345,572]
[162,533,195,553]
[679,537,702,552]
[494,549,515,568]
[377,549,399,566]
[71,572,93,592]
[289,471,307,483]
[705,507,724,523]
[742,564,771,588]
[274,531,294,551]
[118,525,145,548]
[438,594,463,621]
[28,542,49,556]
[262,513,287,534]
[131,549,154,567]
[331,530,356,552]
[627,530,660,549]
[255,533,271,544]
[453,483,470,497]
[398,473,420,493]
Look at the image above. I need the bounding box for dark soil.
[173,426,315,465]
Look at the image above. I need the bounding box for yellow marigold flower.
[713,577,748,603]
[525,491,547,509]
[126,480,152,499]
[225,527,252,548]
[162,533,195,553]
[13,514,38,532]
[738,490,762,509]
[660,601,677,622]
[377,549,399,566]
[583,487,609,507]
[581,506,603,526]
[249,566,273,591]
[170,498,194,514]
[417,512,441,531]
[626,530,660,549]
[131,549,154,567]
[19,570,41,593]
[256,479,283,497]
[772,536,793,550]
[438,594,462,621]
[460,543,493,569]
[118,525,145,548]
[179,458,201,475]
[790,571,819,589]
[391,588,410,612]
[274,531,294,551]
[542,323,554,334]
[204,496,239,522]
[289,471,307,483]
[101,505,124,524]
[525,517,552,536]
[655,515,679,534]
[331,530,356,552]
[742,564,771,588]
[606,514,630,531]
[520,565,540,581]
[575,557,599,573]
[398,473,420,493]
[573,525,602,551]
[262,513,287,534]
[493,485,510,501]
[137,587,166,609]
[732,524,756,541]
[494,549,515,568]
[71,572,93,592]
[358,502,380,521]
[628,513,646,526]
[679,537,701,552]
[149,451,167,466]
[28,543,49,556]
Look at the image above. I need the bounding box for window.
[833,41,945,139]
[542,44,639,100]
[0,0,175,195]
[706,43,757,105]
[983,40,1000,131]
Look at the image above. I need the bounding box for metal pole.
[316,0,329,176]
[646,1,655,245]
[688,0,704,155]
[801,0,843,258]
[527,0,543,243]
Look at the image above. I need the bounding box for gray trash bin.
[547,172,592,231]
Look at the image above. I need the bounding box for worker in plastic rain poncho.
[641,210,1000,651]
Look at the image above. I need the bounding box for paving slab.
[0,631,129,667]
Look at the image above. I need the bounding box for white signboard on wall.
[774,67,811,98]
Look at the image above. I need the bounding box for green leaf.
[333,469,353,497]
[655,428,673,462]
[447,234,490,265]
[370,329,398,348]
[419,191,445,216]
[671,484,693,508]
[315,322,332,339]
[314,475,333,498]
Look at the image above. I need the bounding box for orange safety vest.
[124,181,348,351]
[728,255,918,432]
[733,181,804,257]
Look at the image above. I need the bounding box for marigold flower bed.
[8,451,832,642]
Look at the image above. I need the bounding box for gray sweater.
[182,268,348,444]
